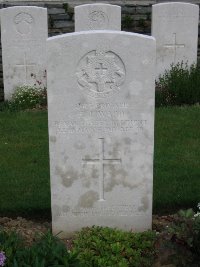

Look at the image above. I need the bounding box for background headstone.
[75,4,121,31]
[1,6,47,100]
[152,2,199,79]
[47,31,156,237]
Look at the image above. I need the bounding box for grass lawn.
[0,106,200,218]
[0,111,50,219]
[154,105,200,213]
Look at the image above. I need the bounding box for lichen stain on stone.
[82,179,90,188]
[138,196,149,212]
[55,165,78,187]
[110,141,120,158]
[64,156,68,162]
[78,191,98,208]
[91,167,98,179]
[124,137,131,145]
[104,166,137,192]
[83,154,91,160]
[49,136,56,143]
[74,141,85,150]
[81,166,98,188]
[82,170,91,188]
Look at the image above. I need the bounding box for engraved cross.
[87,52,115,93]
[163,33,185,63]
[15,52,36,84]
[95,63,107,76]
[82,138,121,201]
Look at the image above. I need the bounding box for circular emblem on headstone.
[14,12,34,35]
[76,48,126,98]
[88,11,109,30]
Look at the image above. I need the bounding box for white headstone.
[152,2,199,79]
[75,4,121,31]
[1,6,48,100]
[47,31,156,237]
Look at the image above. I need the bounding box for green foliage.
[63,3,69,13]
[122,15,133,29]
[138,18,145,28]
[73,226,156,267]
[156,62,200,107]
[163,206,200,266]
[63,3,73,19]
[0,101,10,112]
[0,227,157,266]
[146,12,151,21]
[0,230,81,267]
[0,230,24,266]
[9,86,47,111]
[49,16,54,28]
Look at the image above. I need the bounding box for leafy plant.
[0,230,24,266]
[73,226,156,267]
[0,230,81,267]
[9,86,47,111]
[62,3,74,19]
[162,205,200,266]
[156,61,200,107]
[0,101,10,112]
[13,231,81,267]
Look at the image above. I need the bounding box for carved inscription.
[14,12,34,35]
[54,101,147,134]
[88,11,109,30]
[58,205,141,217]
[76,48,125,98]
[55,120,146,134]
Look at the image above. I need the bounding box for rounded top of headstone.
[153,2,199,9]
[48,30,156,43]
[75,3,121,9]
[75,3,121,32]
[152,2,199,17]
[1,6,47,12]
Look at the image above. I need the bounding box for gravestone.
[152,2,199,79]
[47,31,156,237]
[1,6,47,100]
[75,4,121,31]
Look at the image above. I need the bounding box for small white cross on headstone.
[163,33,185,63]
[82,138,121,201]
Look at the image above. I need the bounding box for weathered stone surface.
[47,30,155,237]
[152,2,199,78]
[1,6,48,100]
[75,4,121,31]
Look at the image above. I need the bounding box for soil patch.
[0,215,177,266]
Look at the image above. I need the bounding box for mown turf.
[0,106,200,217]
[0,111,50,219]
[154,105,200,213]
